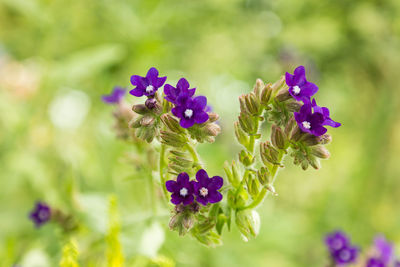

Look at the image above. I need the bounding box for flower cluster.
[129,68,209,128]
[325,231,359,265]
[166,169,223,206]
[285,66,341,136]
[325,231,400,266]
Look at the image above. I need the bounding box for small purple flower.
[366,258,385,267]
[102,87,126,104]
[325,231,350,252]
[193,169,223,206]
[166,172,195,205]
[332,246,359,265]
[294,100,327,136]
[130,67,167,97]
[29,202,51,228]
[171,96,209,128]
[164,78,196,105]
[311,99,341,128]
[285,65,318,101]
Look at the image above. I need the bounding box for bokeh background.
[1,0,400,266]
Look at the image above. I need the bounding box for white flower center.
[180,187,188,197]
[302,121,311,129]
[184,109,193,118]
[199,187,208,197]
[293,85,301,95]
[146,85,154,94]
[339,249,351,261]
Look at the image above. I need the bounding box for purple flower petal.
[166,180,177,192]
[293,65,306,85]
[209,176,223,190]
[194,111,209,124]
[129,88,144,97]
[182,194,194,205]
[179,118,195,128]
[193,96,207,110]
[196,169,209,184]
[208,191,223,203]
[146,67,159,85]
[177,172,189,184]
[177,78,190,90]
[130,75,148,89]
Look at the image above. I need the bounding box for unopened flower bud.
[290,125,305,141]
[160,114,184,133]
[260,141,279,165]
[132,104,149,115]
[286,101,302,112]
[234,121,249,148]
[302,133,332,146]
[301,160,309,170]
[235,210,260,240]
[265,184,278,196]
[271,76,285,93]
[204,123,221,137]
[208,112,220,122]
[318,134,332,145]
[275,89,292,102]
[310,145,330,159]
[129,116,142,128]
[239,150,254,166]
[245,93,261,115]
[253,79,264,99]
[260,84,272,106]
[160,130,187,147]
[140,115,155,127]
[239,95,248,114]
[247,174,259,198]
[145,98,160,111]
[238,112,256,134]
[182,214,195,230]
[271,125,287,150]
[307,155,321,170]
[257,167,271,185]
[284,117,296,137]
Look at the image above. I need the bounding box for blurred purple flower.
[366,258,385,267]
[193,169,223,206]
[332,246,359,265]
[130,67,167,97]
[367,235,394,266]
[325,231,350,252]
[166,172,195,205]
[285,65,318,102]
[29,202,51,228]
[164,78,196,105]
[102,87,126,104]
[171,96,209,128]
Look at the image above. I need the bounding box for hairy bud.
[239,150,254,166]
[160,114,184,134]
[260,84,272,106]
[271,125,287,149]
[275,89,292,102]
[208,112,220,122]
[238,112,256,134]
[160,130,187,147]
[204,123,221,137]
[132,104,149,115]
[310,145,330,159]
[234,121,249,148]
[253,79,264,99]
[235,210,260,241]
[257,167,271,185]
[286,101,302,112]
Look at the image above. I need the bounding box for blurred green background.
[1,0,400,266]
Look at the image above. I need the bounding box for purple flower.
[164,78,196,105]
[29,202,51,227]
[285,65,318,101]
[130,67,167,97]
[332,246,359,265]
[370,235,394,265]
[193,169,223,206]
[166,172,195,205]
[325,231,350,252]
[294,100,327,136]
[102,87,126,104]
[366,258,385,267]
[171,96,209,128]
[311,99,341,128]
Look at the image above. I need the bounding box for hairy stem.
[239,150,285,211]
[186,143,202,170]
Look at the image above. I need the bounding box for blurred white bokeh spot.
[139,222,165,258]
[48,89,90,130]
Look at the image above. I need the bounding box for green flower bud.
[238,112,256,134]
[160,130,187,147]
[253,79,264,99]
[290,125,305,142]
[129,116,142,128]
[245,93,261,115]
[265,184,278,196]
[271,76,285,93]
[239,95,248,114]
[239,150,254,166]
[140,115,155,127]
[307,155,321,170]
[246,173,259,198]
[284,117,296,137]
[286,101,302,112]
[260,84,272,106]
[310,145,330,159]
[235,210,260,241]
[132,104,149,115]
[271,124,287,149]
[275,89,292,102]
[234,121,249,148]
[257,167,271,185]
[260,141,279,165]
[160,113,184,133]
[231,160,242,186]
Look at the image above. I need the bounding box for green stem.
[239,151,285,211]
[148,168,157,215]
[186,143,202,170]
[159,144,169,202]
